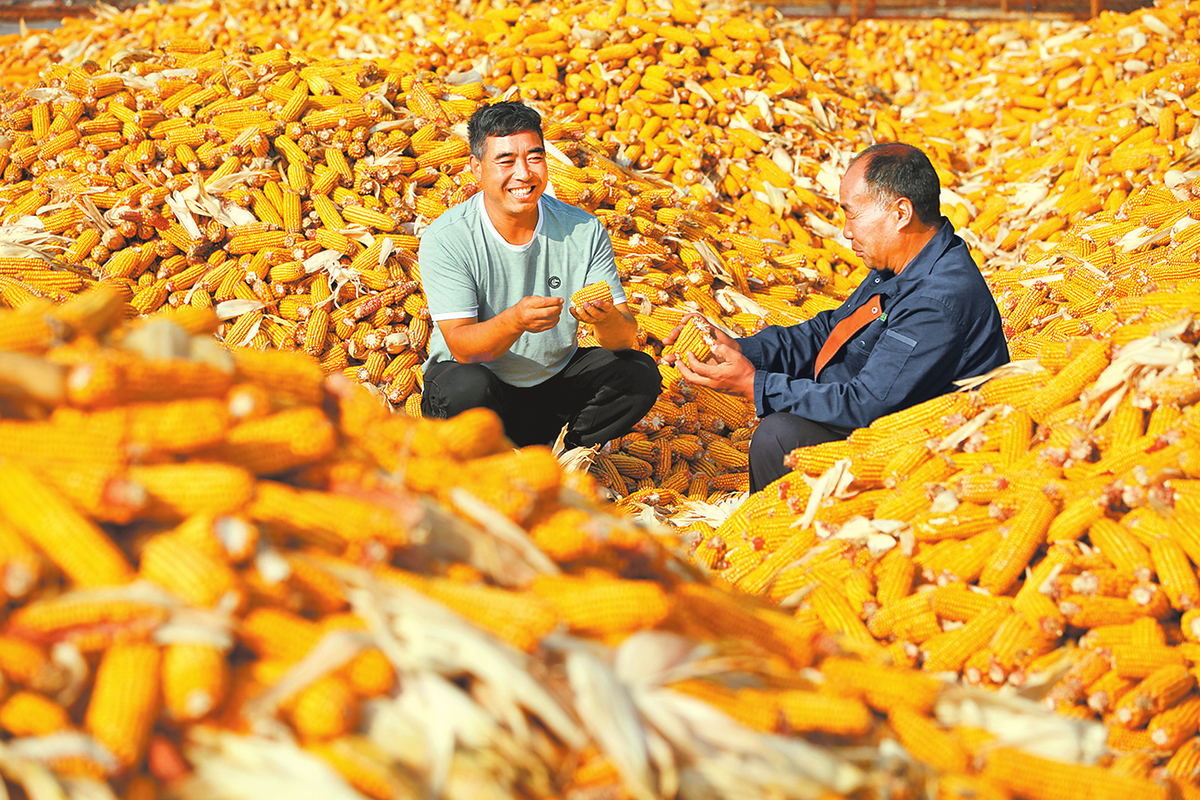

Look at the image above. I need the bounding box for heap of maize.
[0,285,1166,800]
[0,0,1199,795]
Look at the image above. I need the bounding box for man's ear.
[893,196,916,231]
[469,154,482,182]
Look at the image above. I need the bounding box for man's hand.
[439,295,563,364]
[665,315,755,400]
[569,297,617,326]
[510,295,564,333]
[571,298,638,350]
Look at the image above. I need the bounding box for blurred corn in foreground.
[0,285,1139,800]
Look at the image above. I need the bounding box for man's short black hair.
[468,101,544,161]
[849,143,942,228]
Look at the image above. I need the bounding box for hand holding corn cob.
[666,316,756,401]
[569,281,639,350]
[569,281,613,310]
[568,280,617,325]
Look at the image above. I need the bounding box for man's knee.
[616,350,662,410]
[420,362,501,419]
[748,413,850,493]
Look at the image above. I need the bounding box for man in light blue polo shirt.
[418,101,661,448]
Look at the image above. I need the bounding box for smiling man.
[417,101,661,449]
[671,143,1009,492]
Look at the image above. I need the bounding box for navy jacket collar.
[874,217,955,294]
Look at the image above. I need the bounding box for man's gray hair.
[848,143,942,227]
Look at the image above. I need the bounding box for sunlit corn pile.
[0,0,893,503]
[0,0,1196,512]
[0,285,1157,800]
[681,169,1200,765]
[834,8,1200,360]
[3,0,1200,795]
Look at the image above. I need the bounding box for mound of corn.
[2,0,1200,794]
[0,0,1195,510]
[0,286,1152,800]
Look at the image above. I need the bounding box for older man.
[418,101,661,448]
[674,143,1009,492]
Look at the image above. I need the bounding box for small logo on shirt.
[548,276,562,290]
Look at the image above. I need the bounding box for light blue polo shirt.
[418,193,627,387]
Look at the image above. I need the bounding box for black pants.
[748,412,854,493]
[421,347,662,448]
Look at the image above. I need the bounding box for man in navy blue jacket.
[674,143,1009,492]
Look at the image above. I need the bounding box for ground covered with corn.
[0,0,1198,797]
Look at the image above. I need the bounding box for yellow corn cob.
[290,673,361,740]
[0,689,73,737]
[977,491,1056,595]
[1110,643,1185,679]
[140,531,243,609]
[776,690,871,736]
[1046,493,1107,542]
[341,204,397,231]
[873,549,916,608]
[889,703,969,774]
[671,315,714,361]
[807,583,880,650]
[1112,663,1194,728]
[984,746,1170,800]
[530,573,670,637]
[867,590,932,639]
[0,461,133,587]
[117,397,230,456]
[820,655,944,714]
[921,601,1013,674]
[0,635,67,694]
[207,405,338,475]
[303,306,329,357]
[6,592,168,650]
[246,481,408,550]
[1144,536,1197,615]
[919,529,1002,586]
[0,517,42,601]
[84,642,161,771]
[162,642,231,721]
[570,280,613,307]
[675,582,815,667]
[228,346,326,405]
[1150,694,1200,750]
[128,462,256,521]
[912,502,997,542]
[1083,616,1166,653]
[1085,518,1152,580]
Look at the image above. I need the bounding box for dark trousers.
[421,347,662,448]
[748,412,854,493]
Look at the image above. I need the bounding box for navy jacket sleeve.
[737,309,834,379]
[750,293,976,429]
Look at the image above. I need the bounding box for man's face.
[838,160,902,273]
[470,130,547,225]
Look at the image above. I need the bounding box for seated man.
[418,101,661,448]
[673,142,1009,492]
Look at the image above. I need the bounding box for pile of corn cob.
[1,0,1200,794]
[0,0,1193,509]
[686,169,1200,792]
[2,285,1163,800]
[0,0,868,500]
[832,6,1200,357]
